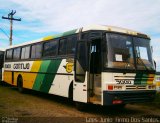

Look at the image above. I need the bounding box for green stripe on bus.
[141,74,148,85]
[53,34,63,39]
[134,72,148,85]
[32,60,51,91]
[40,60,61,93]
[62,29,77,37]
[50,29,77,39]
[134,72,143,85]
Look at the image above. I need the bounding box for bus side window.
[43,40,58,57]
[58,39,67,56]
[0,51,4,68]
[31,43,42,59]
[21,46,30,59]
[13,47,21,60]
[67,36,77,55]
[6,49,13,60]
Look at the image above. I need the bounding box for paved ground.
[0,84,160,123]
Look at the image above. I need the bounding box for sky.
[0,0,160,71]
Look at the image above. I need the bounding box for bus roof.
[0,48,5,51]
[83,25,150,38]
[6,25,150,49]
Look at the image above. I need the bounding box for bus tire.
[75,102,86,111]
[17,76,24,93]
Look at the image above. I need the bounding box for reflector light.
[108,85,113,90]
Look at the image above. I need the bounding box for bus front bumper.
[103,90,156,106]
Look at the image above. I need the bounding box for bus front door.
[73,41,88,103]
[88,40,101,104]
[73,40,102,105]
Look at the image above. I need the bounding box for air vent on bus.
[126,85,146,90]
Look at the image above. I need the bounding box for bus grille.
[120,91,156,103]
[126,85,146,90]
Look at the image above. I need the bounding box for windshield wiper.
[135,48,150,71]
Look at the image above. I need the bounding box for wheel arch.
[17,74,23,86]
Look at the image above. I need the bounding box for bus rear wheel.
[17,77,24,93]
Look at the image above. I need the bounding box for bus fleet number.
[116,80,132,84]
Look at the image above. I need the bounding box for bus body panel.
[3,59,74,98]
[49,59,74,97]
[73,72,88,103]
[101,72,156,105]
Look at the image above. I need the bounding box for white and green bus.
[0,48,4,81]
[3,25,156,109]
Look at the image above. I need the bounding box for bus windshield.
[134,37,154,70]
[105,33,155,70]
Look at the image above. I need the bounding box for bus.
[2,25,156,109]
[0,48,4,81]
